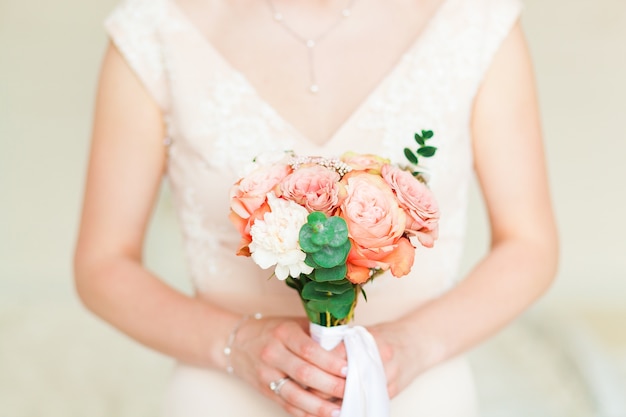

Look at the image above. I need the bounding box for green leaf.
[302,289,332,301]
[338,240,351,258]
[307,211,327,225]
[304,306,319,323]
[305,287,356,319]
[321,280,354,293]
[303,213,349,248]
[422,130,434,139]
[361,286,368,302]
[302,280,353,300]
[304,253,321,268]
[304,300,325,314]
[312,241,350,268]
[329,302,353,320]
[324,217,349,247]
[310,227,330,246]
[414,133,425,146]
[332,287,356,304]
[417,146,437,157]
[303,285,355,303]
[314,264,347,282]
[285,276,302,292]
[404,148,418,165]
[299,224,321,253]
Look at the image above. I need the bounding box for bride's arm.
[74,43,346,417]
[371,21,559,397]
[74,43,231,367]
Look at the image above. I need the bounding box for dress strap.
[478,0,524,75]
[104,0,170,111]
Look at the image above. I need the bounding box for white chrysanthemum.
[249,193,314,280]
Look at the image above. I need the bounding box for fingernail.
[340,366,348,376]
[331,410,341,417]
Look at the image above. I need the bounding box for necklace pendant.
[309,84,320,94]
[306,39,316,48]
[342,9,351,18]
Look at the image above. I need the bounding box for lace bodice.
[105,0,522,324]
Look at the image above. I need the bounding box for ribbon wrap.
[309,323,390,417]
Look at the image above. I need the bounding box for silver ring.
[269,376,290,395]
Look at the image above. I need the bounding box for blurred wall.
[462,0,626,309]
[528,0,626,307]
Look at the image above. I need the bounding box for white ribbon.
[309,323,390,417]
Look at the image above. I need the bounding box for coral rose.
[346,237,415,283]
[230,163,292,254]
[339,171,414,283]
[230,163,292,220]
[277,165,346,215]
[381,164,440,248]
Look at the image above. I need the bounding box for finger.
[276,322,348,378]
[278,378,342,417]
[264,342,346,399]
[308,387,333,400]
[271,390,325,417]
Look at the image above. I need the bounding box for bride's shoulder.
[475,0,524,16]
[105,0,170,30]
[466,0,523,8]
[108,0,168,14]
[104,0,172,111]
[442,0,522,18]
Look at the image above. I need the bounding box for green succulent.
[285,212,357,326]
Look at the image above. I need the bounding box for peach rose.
[276,165,346,215]
[340,152,390,174]
[346,237,415,283]
[229,201,270,256]
[230,163,292,220]
[229,163,292,255]
[339,171,413,282]
[381,164,439,248]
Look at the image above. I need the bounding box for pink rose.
[277,165,346,215]
[230,163,292,220]
[340,152,390,174]
[229,163,292,254]
[381,164,439,248]
[339,171,414,282]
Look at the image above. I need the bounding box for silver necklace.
[266,0,356,94]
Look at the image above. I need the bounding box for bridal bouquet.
[229,132,439,416]
[229,133,439,327]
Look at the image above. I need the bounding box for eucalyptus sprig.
[404,130,437,177]
[286,212,357,326]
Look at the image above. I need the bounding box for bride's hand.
[368,321,431,399]
[231,317,347,417]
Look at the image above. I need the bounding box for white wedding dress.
[104,0,523,415]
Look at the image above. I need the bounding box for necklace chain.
[265,0,357,94]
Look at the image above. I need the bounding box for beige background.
[1,0,625,415]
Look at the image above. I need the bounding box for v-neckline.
[168,0,453,149]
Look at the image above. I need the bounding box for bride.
[74,0,558,415]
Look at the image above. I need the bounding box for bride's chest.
[168,0,450,146]
[160,0,485,177]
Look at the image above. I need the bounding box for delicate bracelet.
[224,312,263,374]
